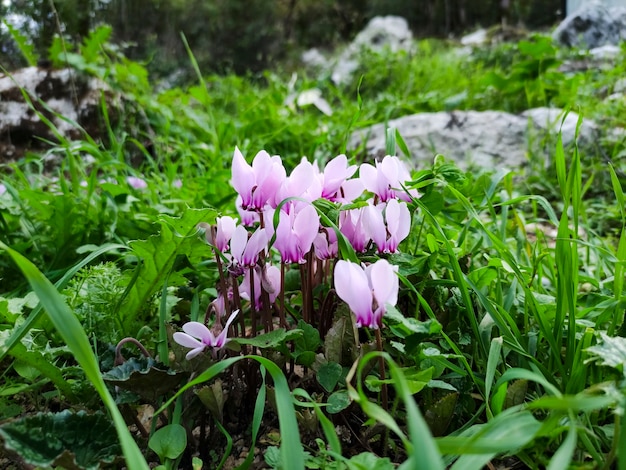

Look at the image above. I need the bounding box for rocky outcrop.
[350,108,598,170]
[553,2,626,49]
[330,16,414,85]
[0,67,115,162]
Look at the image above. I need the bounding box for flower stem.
[375,329,388,412]
[250,267,257,338]
[279,262,286,328]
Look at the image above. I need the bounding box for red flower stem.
[212,247,232,319]
[279,262,286,328]
[231,277,245,338]
[114,337,152,366]
[375,329,388,412]
[250,267,257,338]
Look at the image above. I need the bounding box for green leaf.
[294,320,321,366]
[149,424,187,462]
[346,452,394,470]
[8,342,76,402]
[2,20,38,65]
[121,208,216,332]
[384,305,442,339]
[317,362,342,393]
[324,311,358,365]
[425,393,458,436]
[102,357,186,402]
[232,328,303,349]
[367,367,433,395]
[0,410,120,469]
[327,390,351,414]
[586,333,626,376]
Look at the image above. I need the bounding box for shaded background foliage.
[2,0,563,76]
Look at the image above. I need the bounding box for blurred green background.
[1,0,563,76]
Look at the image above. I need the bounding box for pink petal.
[242,228,268,266]
[215,216,237,252]
[173,332,205,349]
[182,322,214,343]
[293,205,320,255]
[231,147,255,209]
[230,225,249,264]
[214,309,239,348]
[334,260,373,323]
[367,260,399,310]
[380,156,400,186]
[185,347,206,360]
[364,204,386,252]
[359,163,378,196]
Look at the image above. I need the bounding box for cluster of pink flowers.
[174,148,415,357]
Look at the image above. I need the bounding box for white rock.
[331,16,414,85]
[0,67,115,161]
[350,108,598,171]
[553,2,626,49]
[460,28,489,46]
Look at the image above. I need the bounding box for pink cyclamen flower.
[173,309,240,359]
[359,155,417,202]
[0,183,7,196]
[319,154,358,201]
[235,195,260,226]
[126,176,147,190]
[230,225,268,269]
[273,157,322,208]
[273,204,320,263]
[334,259,399,329]
[365,199,411,253]
[339,207,371,253]
[214,216,238,252]
[231,147,286,211]
[313,227,338,260]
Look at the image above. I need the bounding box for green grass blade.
[547,418,577,470]
[0,242,149,470]
[485,337,503,418]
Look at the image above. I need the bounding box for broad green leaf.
[327,389,351,414]
[586,333,626,376]
[149,424,187,462]
[0,410,120,469]
[102,357,185,402]
[324,310,358,365]
[294,320,321,366]
[232,328,303,349]
[346,452,394,470]
[425,393,458,437]
[384,305,442,339]
[317,362,343,393]
[121,208,216,332]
